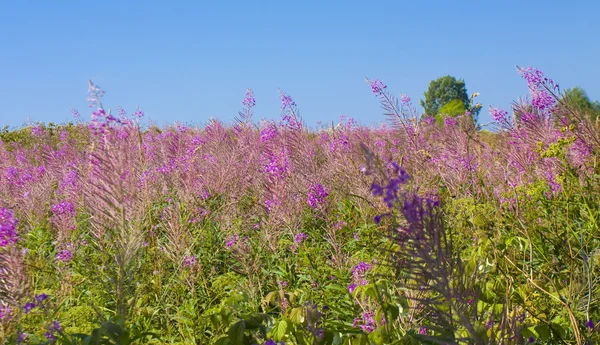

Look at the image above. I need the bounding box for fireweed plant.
[0,67,598,345]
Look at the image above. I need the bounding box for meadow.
[0,67,599,345]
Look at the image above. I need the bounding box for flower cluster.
[517,66,557,113]
[22,294,48,314]
[226,234,239,249]
[370,162,410,208]
[56,248,73,262]
[183,255,198,267]
[280,94,296,109]
[369,79,387,95]
[353,311,384,333]
[51,201,75,217]
[44,320,62,342]
[306,183,329,208]
[242,88,256,108]
[294,232,308,245]
[0,208,18,247]
[348,261,372,293]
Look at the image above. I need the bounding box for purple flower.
[242,88,256,107]
[31,126,44,137]
[281,94,296,109]
[51,201,75,217]
[44,331,56,342]
[56,249,73,263]
[183,255,198,267]
[294,232,308,244]
[0,208,19,247]
[133,105,144,119]
[370,183,383,196]
[531,89,555,111]
[418,327,427,335]
[260,125,278,142]
[23,302,35,314]
[444,116,458,128]
[16,332,27,344]
[528,336,535,343]
[35,293,48,303]
[306,184,329,208]
[52,320,61,331]
[352,262,372,278]
[370,79,386,95]
[347,283,358,293]
[490,107,508,123]
[517,66,545,90]
[400,94,411,105]
[226,235,239,249]
[586,319,595,329]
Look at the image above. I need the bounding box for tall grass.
[0,67,598,345]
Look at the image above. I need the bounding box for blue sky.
[1,0,599,129]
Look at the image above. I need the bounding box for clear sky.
[1,0,599,129]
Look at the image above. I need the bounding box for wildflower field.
[1,67,599,345]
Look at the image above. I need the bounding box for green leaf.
[271,319,288,341]
[227,320,246,345]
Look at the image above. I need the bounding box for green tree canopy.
[436,99,467,125]
[562,87,600,121]
[420,75,480,120]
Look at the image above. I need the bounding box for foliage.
[420,75,480,120]
[0,67,599,345]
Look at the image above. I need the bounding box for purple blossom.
[370,79,387,95]
[16,332,27,344]
[23,302,35,314]
[260,125,278,142]
[56,249,73,262]
[52,320,61,331]
[44,331,56,342]
[133,105,144,119]
[0,208,18,247]
[35,293,48,303]
[294,232,308,244]
[31,126,44,137]
[117,106,127,118]
[226,235,239,249]
[352,262,372,278]
[490,107,508,123]
[531,89,555,111]
[400,93,411,105]
[306,183,329,208]
[517,66,545,90]
[183,255,198,267]
[444,116,458,128]
[242,88,256,107]
[352,311,377,333]
[51,201,75,217]
[586,319,596,329]
[281,94,296,109]
[370,183,383,196]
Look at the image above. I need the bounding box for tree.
[436,99,466,125]
[561,87,600,122]
[420,75,480,120]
